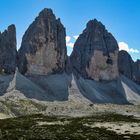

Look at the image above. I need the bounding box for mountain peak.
[86,19,105,30]
[8,24,16,32]
[71,19,118,80]
[18,8,67,75]
[38,8,55,19]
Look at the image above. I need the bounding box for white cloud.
[65,35,79,48]
[129,48,139,53]
[67,42,74,48]
[66,36,74,48]
[118,42,129,52]
[66,36,71,43]
[73,35,79,40]
[118,42,139,53]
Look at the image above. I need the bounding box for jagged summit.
[7,24,16,32]
[86,19,105,31]
[80,18,118,52]
[70,19,119,80]
[18,8,67,75]
[38,8,55,18]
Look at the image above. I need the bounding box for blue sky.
[0,0,140,61]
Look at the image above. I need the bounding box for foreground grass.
[0,114,140,140]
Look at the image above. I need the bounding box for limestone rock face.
[18,8,67,75]
[70,19,119,80]
[0,25,17,74]
[118,50,140,84]
[118,50,133,79]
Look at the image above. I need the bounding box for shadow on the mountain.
[73,74,130,105]
[0,72,71,101]
[21,73,71,101]
[1,72,140,104]
[0,74,14,96]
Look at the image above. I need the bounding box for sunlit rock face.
[70,19,119,80]
[18,8,67,75]
[118,50,140,84]
[86,50,118,80]
[0,25,17,74]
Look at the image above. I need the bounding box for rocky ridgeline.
[0,8,139,85]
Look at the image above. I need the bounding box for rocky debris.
[18,8,67,75]
[68,74,92,104]
[5,69,52,101]
[118,50,140,84]
[70,19,119,80]
[27,73,71,101]
[0,25,17,74]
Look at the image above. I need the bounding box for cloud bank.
[118,42,139,53]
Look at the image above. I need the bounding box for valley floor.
[0,113,140,140]
[0,95,140,140]
[0,96,140,118]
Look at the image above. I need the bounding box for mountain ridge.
[0,8,140,118]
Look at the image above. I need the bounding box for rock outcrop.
[133,60,140,84]
[18,8,67,75]
[70,19,119,80]
[0,25,17,74]
[118,50,133,79]
[118,50,140,84]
